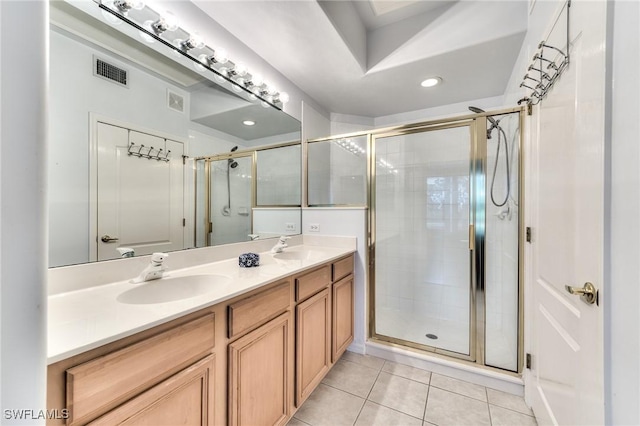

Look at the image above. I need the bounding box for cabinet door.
[295,288,331,406]
[332,275,354,362]
[228,312,292,426]
[89,355,215,426]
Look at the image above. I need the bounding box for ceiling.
[192,0,528,118]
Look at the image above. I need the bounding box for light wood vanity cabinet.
[89,354,216,426]
[228,312,292,426]
[294,255,354,407]
[47,307,223,426]
[47,253,354,426]
[295,288,331,405]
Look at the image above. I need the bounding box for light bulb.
[101,1,123,25]
[163,12,179,31]
[212,48,228,64]
[131,0,145,10]
[139,21,156,43]
[214,67,229,83]
[261,95,273,108]
[152,12,179,34]
[249,73,264,87]
[420,77,442,87]
[231,84,243,93]
[266,84,278,95]
[278,92,290,104]
[181,32,205,50]
[232,63,248,77]
[194,54,208,72]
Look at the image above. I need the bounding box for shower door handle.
[565,282,599,306]
[469,225,475,250]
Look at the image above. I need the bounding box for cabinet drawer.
[228,280,292,340]
[332,256,354,282]
[296,265,331,302]
[66,314,215,425]
[89,355,215,426]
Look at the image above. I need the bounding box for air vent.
[167,90,185,113]
[93,56,129,87]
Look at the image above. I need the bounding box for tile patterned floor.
[288,351,537,426]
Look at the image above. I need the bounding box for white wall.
[252,208,301,238]
[607,0,640,423]
[0,1,48,422]
[49,29,248,267]
[302,208,368,353]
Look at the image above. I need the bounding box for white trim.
[364,341,524,396]
[88,113,190,262]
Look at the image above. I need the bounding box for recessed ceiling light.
[243,120,256,126]
[421,77,442,88]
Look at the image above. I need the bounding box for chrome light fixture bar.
[97,0,289,110]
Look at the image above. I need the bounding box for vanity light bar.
[98,0,289,110]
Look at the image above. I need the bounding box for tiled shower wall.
[211,158,252,245]
[374,127,472,355]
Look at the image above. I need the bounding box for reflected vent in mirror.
[93,56,128,87]
[167,90,185,113]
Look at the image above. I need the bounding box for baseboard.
[363,340,524,396]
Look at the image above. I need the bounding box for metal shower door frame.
[368,119,482,362]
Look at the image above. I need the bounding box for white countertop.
[48,244,355,364]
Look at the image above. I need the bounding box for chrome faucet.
[271,236,291,253]
[132,252,169,283]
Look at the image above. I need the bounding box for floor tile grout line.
[319,381,371,401]
[428,383,488,403]
[361,399,425,423]
[488,402,536,418]
[423,379,431,422]
[339,357,385,374]
[351,364,385,426]
[486,387,493,426]
[382,364,433,386]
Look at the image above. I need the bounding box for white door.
[526,1,605,424]
[97,123,184,260]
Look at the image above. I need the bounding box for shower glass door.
[373,123,474,357]
[209,155,253,246]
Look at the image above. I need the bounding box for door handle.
[565,282,599,306]
[101,234,119,243]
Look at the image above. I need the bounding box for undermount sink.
[117,274,232,304]
[272,250,323,261]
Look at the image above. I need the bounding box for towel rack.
[518,0,571,113]
[127,142,171,162]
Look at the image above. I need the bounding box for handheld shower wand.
[468,107,512,207]
[222,146,239,216]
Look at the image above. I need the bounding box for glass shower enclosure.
[370,110,522,371]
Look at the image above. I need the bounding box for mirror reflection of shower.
[222,146,239,217]
[469,106,518,220]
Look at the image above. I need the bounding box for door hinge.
[526,353,532,369]
[183,218,186,227]
[182,155,188,165]
[526,227,532,243]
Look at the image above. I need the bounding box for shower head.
[468,106,498,126]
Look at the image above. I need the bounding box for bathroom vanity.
[46,244,355,426]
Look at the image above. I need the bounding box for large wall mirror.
[49,1,302,268]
